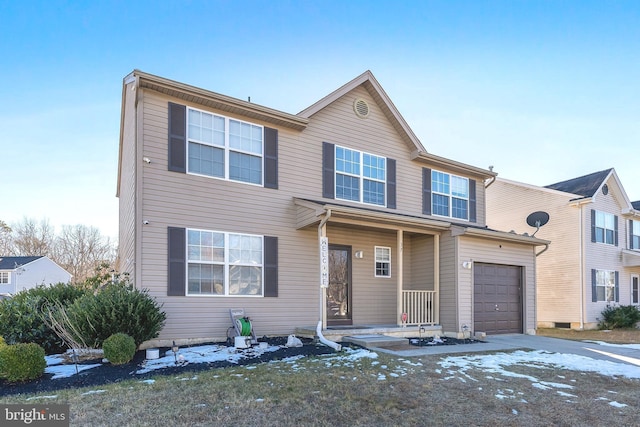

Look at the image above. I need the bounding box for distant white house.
[0,256,72,297]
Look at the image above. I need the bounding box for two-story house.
[117,70,548,347]
[486,168,640,330]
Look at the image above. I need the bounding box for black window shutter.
[168,102,187,173]
[469,179,477,223]
[386,158,396,209]
[264,127,278,189]
[614,215,619,246]
[591,269,597,302]
[630,220,634,249]
[168,227,186,296]
[615,271,620,302]
[590,210,596,243]
[422,168,432,215]
[264,236,278,297]
[322,142,335,199]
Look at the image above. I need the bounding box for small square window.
[375,246,391,278]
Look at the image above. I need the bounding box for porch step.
[342,334,408,349]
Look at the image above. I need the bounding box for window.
[432,170,469,220]
[375,246,391,277]
[187,107,263,185]
[595,269,616,302]
[187,229,263,296]
[0,272,8,284]
[594,211,616,245]
[335,146,386,206]
[632,220,640,250]
[632,275,639,305]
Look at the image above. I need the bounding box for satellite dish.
[526,211,550,237]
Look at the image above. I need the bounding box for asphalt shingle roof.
[544,168,613,198]
[0,256,42,270]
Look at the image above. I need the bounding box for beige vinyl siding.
[583,178,627,323]
[438,232,457,332]
[458,236,537,334]
[407,234,435,290]
[486,179,583,326]
[117,81,138,279]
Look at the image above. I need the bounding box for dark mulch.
[408,336,483,346]
[0,337,336,398]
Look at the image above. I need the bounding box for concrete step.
[342,334,408,348]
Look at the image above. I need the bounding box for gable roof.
[298,70,425,153]
[545,168,613,198]
[0,256,43,270]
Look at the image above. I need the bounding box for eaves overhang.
[451,225,550,246]
[131,70,309,131]
[294,198,451,234]
[622,250,640,267]
[411,150,497,180]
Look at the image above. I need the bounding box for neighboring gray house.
[117,70,548,347]
[486,168,640,330]
[0,256,72,297]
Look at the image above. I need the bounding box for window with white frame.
[432,170,469,220]
[187,107,263,185]
[335,146,386,206]
[375,246,391,277]
[595,269,616,302]
[632,220,640,250]
[187,229,263,296]
[0,272,8,284]
[594,211,615,245]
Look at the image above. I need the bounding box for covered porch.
[294,198,452,334]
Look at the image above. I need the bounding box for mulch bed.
[0,336,336,398]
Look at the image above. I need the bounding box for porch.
[295,322,443,342]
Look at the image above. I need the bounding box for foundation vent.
[353,98,370,119]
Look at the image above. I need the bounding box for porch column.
[434,233,440,324]
[397,229,404,326]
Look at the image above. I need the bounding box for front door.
[327,245,352,326]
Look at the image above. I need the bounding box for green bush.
[0,283,89,354]
[67,283,166,348]
[599,305,640,330]
[0,343,46,382]
[103,333,137,365]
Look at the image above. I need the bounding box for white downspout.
[317,209,341,351]
[579,206,585,330]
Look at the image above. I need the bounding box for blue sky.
[2,1,639,239]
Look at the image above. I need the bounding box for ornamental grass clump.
[103,333,137,365]
[0,342,46,382]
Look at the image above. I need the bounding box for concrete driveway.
[374,334,640,367]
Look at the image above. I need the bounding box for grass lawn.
[2,330,639,426]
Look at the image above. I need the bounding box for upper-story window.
[0,272,8,284]
[187,107,263,185]
[432,170,469,220]
[335,146,386,206]
[594,211,616,245]
[631,220,640,250]
[187,228,263,296]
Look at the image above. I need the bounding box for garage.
[474,263,523,334]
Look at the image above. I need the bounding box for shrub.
[103,333,137,365]
[0,343,46,382]
[0,283,89,354]
[599,305,640,330]
[67,283,166,348]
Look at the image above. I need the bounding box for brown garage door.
[474,263,522,334]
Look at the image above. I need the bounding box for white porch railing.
[402,290,437,326]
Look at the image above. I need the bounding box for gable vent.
[353,98,370,119]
